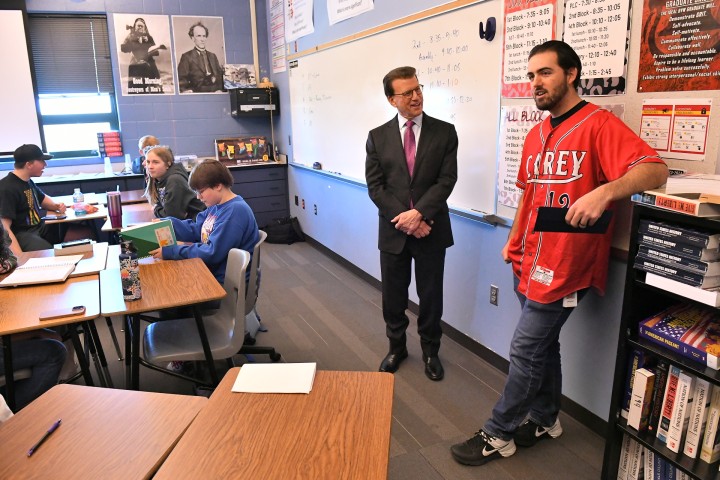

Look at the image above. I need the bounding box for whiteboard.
[0,10,42,154]
[288,1,503,216]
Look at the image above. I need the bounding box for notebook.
[231,362,317,394]
[0,254,84,287]
[119,219,177,258]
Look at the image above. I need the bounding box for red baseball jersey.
[508,103,664,304]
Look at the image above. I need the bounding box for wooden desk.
[56,190,146,207]
[100,256,226,389]
[101,203,154,232]
[44,204,108,225]
[0,384,206,479]
[155,368,394,480]
[0,271,100,409]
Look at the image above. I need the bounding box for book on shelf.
[666,370,694,453]
[648,360,670,434]
[634,255,720,288]
[617,434,632,479]
[639,219,720,249]
[638,303,720,370]
[0,254,84,287]
[657,364,681,443]
[665,173,720,196]
[683,379,711,458]
[638,233,720,261]
[622,349,652,419]
[625,436,643,480]
[628,368,656,431]
[632,187,720,217]
[119,219,177,258]
[638,244,720,276]
[643,448,655,480]
[700,385,720,463]
[645,273,720,308]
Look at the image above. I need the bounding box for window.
[28,14,118,159]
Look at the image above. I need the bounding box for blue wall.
[267,0,624,422]
[27,0,274,159]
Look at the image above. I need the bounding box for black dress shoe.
[423,355,444,381]
[379,349,408,373]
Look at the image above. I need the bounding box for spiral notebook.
[0,254,84,287]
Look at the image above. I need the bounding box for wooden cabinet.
[228,163,289,227]
[602,203,720,479]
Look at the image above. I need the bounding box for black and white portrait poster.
[113,14,175,95]
[172,16,227,94]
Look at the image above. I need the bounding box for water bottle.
[72,187,84,204]
[119,240,142,301]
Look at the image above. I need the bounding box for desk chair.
[141,249,251,384]
[238,230,281,362]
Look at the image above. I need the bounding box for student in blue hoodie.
[144,146,205,220]
[150,159,258,285]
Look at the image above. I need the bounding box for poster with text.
[286,0,315,42]
[639,99,712,160]
[327,0,374,25]
[172,16,227,94]
[502,0,557,98]
[271,0,287,73]
[114,14,175,95]
[563,0,631,95]
[497,105,548,207]
[638,0,720,92]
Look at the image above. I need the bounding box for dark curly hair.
[0,222,17,273]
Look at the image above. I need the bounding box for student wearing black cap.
[0,144,66,255]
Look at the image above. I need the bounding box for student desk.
[0,384,206,479]
[55,189,146,207]
[100,254,226,390]
[100,203,154,233]
[154,367,394,479]
[0,268,100,410]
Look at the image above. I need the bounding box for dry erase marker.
[27,419,61,457]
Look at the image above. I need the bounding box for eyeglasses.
[392,85,423,99]
[194,187,208,196]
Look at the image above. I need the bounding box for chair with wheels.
[238,230,281,362]
[141,249,251,384]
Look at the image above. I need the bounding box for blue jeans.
[483,276,587,441]
[1,338,67,410]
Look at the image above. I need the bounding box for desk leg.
[193,306,219,385]
[2,335,15,411]
[131,314,140,390]
[124,316,131,389]
[69,325,94,387]
[86,321,113,388]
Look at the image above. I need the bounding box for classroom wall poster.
[271,0,287,73]
[639,99,712,160]
[637,0,720,92]
[502,0,557,98]
[562,0,631,95]
[497,105,548,207]
[113,14,175,95]
[327,0,374,25]
[286,0,315,42]
[172,16,227,94]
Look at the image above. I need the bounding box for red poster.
[638,0,720,92]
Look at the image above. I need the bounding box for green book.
[119,219,177,258]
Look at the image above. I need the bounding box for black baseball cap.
[14,144,53,164]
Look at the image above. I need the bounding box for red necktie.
[404,120,416,177]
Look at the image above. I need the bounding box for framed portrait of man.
[171,16,227,94]
[113,14,175,95]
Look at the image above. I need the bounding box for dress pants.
[380,238,446,357]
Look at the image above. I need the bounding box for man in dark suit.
[365,66,458,381]
[177,22,223,93]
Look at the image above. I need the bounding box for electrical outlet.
[490,285,499,306]
[294,195,299,206]
[302,199,305,209]
[314,204,317,215]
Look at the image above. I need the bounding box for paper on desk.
[232,362,317,394]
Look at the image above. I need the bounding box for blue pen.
[27,419,62,457]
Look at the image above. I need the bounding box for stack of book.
[97,131,123,158]
[665,173,720,197]
[632,186,720,217]
[620,351,720,476]
[633,219,720,296]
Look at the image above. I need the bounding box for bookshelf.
[602,203,720,479]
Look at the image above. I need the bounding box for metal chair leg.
[105,316,124,361]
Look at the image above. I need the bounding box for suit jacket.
[177,48,223,92]
[365,113,458,254]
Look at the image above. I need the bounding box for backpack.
[263,217,305,244]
